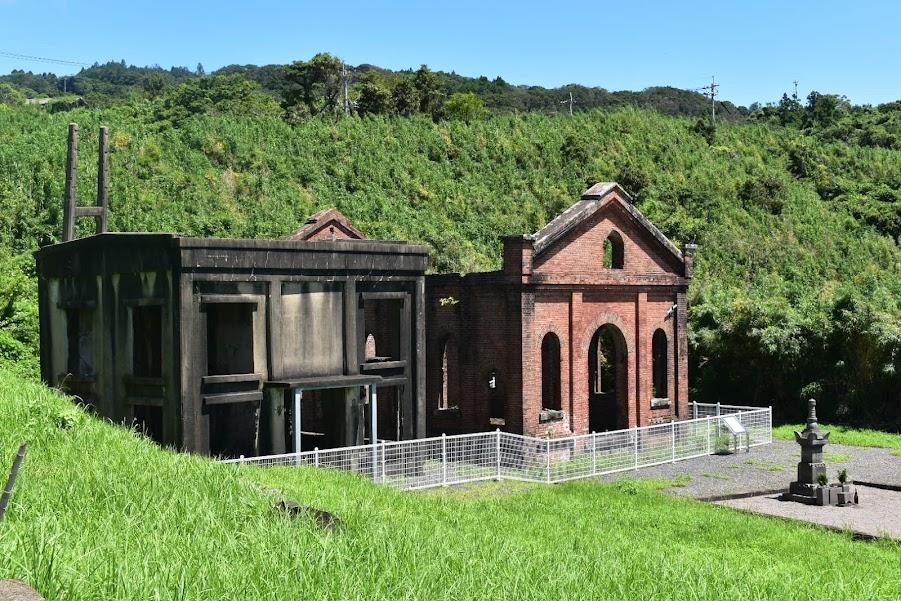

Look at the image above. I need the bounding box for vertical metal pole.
[441,433,448,486]
[692,401,697,420]
[716,402,721,417]
[495,429,501,481]
[768,406,773,443]
[591,432,597,475]
[706,416,711,455]
[63,123,78,242]
[314,447,319,468]
[633,429,639,469]
[293,388,302,464]
[671,420,676,462]
[370,384,378,481]
[96,126,109,233]
[381,440,387,482]
[546,439,551,484]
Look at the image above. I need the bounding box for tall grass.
[0,370,898,599]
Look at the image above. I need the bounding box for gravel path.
[716,486,901,539]
[600,439,900,499]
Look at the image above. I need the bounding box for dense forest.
[0,55,898,427]
[0,55,748,120]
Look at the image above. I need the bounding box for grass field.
[772,423,901,451]
[1,370,899,600]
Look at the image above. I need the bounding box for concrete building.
[36,209,429,457]
[426,183,695,438]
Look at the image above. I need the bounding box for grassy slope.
[0,371,899,600]
[773,423,901,450]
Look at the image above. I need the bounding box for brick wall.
[425,191,691,439]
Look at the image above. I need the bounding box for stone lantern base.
[781,483,858,506]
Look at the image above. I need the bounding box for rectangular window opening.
[133,305,163,378]
[66,307,94,376]
[206,303,255,376]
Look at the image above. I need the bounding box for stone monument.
[782,399,857,506]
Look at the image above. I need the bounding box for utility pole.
[700,75,719,125]
[560,91,576,116]
[342,62,350,116]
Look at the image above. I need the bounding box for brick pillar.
[675,291,689,419]
[569,291,584,434]
[635,291,649,427]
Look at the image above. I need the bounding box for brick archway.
[586,323,629,431]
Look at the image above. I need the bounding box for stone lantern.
[782,399,856,506]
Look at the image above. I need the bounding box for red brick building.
[426,183,695,438]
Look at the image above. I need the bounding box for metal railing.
[223,403,772,491]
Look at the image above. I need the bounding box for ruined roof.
[286,208,367,241]
[530,182,684,263]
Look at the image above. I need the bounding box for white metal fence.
[223,403,772,491]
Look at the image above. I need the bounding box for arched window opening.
[603,231,624,270]
[652,329,668,399]
[438,337,458,410]
[364,333,377,361]
[541,332,561,410]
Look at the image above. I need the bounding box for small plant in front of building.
[837,468,848,484]
[817,472,829,487]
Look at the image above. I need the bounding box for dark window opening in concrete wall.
[541,333,561,410]
[438,337,458,409]
[603,231,624,269]
[652,329,668,399]
[133,405,163,444]
[209,402,258,458]
[366,299,403,361]
[132,305,162,378]
[206,303,255,375]
[66,307,94,376]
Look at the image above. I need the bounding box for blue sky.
[1,1,899,106]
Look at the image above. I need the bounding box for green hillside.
[0,94,899,424]
[0,369,899,600]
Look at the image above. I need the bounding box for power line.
[0,49,91,68]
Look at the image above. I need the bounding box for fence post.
[671,421,676,463]
[441,434,448,486]
[716,402,721,417]
[633,430,639,469]
[706,417,711,455]
[314,447,319,468]
[495,429,501,481]
[768,406,773,443]
[546,439,552,484]
[592,432,597,475]
[692,401,697,420]
[381,441,387,482]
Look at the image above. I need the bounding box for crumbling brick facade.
[426,183,694,438]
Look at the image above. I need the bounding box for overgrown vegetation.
[0,371,898,600]
[0,60,899,426]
